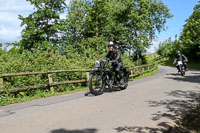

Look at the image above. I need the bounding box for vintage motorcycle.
[89,59,130,96]
[177,61,185,76]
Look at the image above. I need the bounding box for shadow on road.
[84,87,122,97]
[146,89,200,132]
[166,73,178,76]
[165,73,200,84]
[191,72,200,75]
[51,128,97,133]
[114,126,164,133]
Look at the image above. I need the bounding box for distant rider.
[102,41,123,84]
[173,51,188,72]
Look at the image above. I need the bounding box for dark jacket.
[104,48,122,63]
[173,54,188,64]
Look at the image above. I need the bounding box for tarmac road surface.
[0,66,200,133]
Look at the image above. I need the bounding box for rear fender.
[122,67,130,73]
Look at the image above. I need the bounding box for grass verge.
[187,62,200,70]
[130,66,159,81]
[0,87,88,106]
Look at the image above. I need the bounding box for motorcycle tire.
[89,73,105,96]
[181,70,185,76]
[120,74,129,90]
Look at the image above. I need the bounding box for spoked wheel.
[89,73,105,96]
[180,66,185,76]
[120,74,129,90]
[181,70,185,76]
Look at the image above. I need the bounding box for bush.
[0,49,134,93]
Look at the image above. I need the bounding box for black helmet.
[108,41,114,47]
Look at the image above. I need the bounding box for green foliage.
[156,1,200,62]
[0,43,6,55]
[156,37,179,59]
[62,0,172,57]
[0,49,76,90]
[180,1,200,61]
[132,65,159,81]
[186,61,200,70]
[0,48,134,91]
[0,48,136,106]
[0,0,172,106]
[17,0,66,50]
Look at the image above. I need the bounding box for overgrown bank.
[0,49,158,106]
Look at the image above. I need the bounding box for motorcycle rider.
[173,51,188,72]
[102,41,123,84]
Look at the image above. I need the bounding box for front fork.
[103,74,114,89]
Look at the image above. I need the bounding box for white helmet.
[108,41,114,47]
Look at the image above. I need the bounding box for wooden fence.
[0,63,156,93]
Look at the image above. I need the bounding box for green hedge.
[0,49,135,92]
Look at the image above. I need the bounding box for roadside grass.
[148,53,200,70]
[154,54,200,70]
[130,66,159,81]
[0,86,88,106]
[162,60,200,70]
[187,61,200,70]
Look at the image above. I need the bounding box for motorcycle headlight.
[94,61,100,68]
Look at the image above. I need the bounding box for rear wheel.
[89,73,105,95]
[120,73,129,90]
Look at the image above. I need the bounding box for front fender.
[90,69,101,75]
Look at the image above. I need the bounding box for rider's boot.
[185,65,188,71]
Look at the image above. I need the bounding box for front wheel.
[179,65,185,76]
[89,73,105,96]
[181,70,185,76]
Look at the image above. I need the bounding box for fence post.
[130,69,133,80]
[48,74,54,92]
[153,63,156,71]
[142,67,144,76]
[148,65,150,71]
[0,77,3,91]
[86,72,90,86]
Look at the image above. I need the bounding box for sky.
[0,0,70,45]
[0,0,199,52]
[148,0,199,53]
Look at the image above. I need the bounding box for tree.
[156,37,177,58]
[180,1,200,61]
[62,0,172,59]
[18,0,66,51]
[123,0,172,60]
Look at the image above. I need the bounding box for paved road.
[0,66,200,133]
